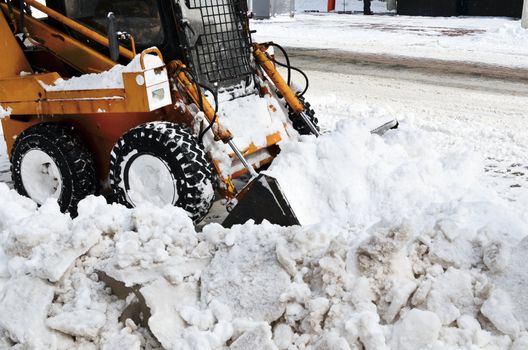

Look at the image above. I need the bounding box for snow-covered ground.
[2,73,528,348]
[0,126,9,186]
[1,12,528,350]
[253,12,528,69]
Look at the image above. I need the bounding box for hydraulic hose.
[186,70,219,144]
[266,42,310,97]
[267,43,292,86]
[198,84,219,143]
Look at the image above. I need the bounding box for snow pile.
[268,118,526,235]
[0,119,527,349]
[44,54,164,91]
[0,106,11,120]
[198,85,292,177]
[216,92,289,150]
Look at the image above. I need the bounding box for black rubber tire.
[109,122,215,224]
[289,97,320,135]
[11,123,97,214]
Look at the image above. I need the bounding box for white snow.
[200,232,291,323]
[47,310,107,339]
[267,117,526,234]
[199,83,293,178]
[389,309,441,350]
[252,13,528,69]
[0,123,8,187]
[4,199,102,282]
[44,54,164,91]
[0,275,58,348]
[492,236,528,328]
[1,12,528,350]
[0,109,526,348]
[481,289,520,338]
[140,279,199,348]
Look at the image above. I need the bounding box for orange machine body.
[0,0,301,199]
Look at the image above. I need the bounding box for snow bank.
[0,118,526,349]
[268,118,526,238]
[44,53,164,91]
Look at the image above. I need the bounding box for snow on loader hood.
[0,116,527,349]
[43,53,164,91]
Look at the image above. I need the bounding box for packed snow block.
[201,242,291,323]
[480,289,520,337]
[427,234,481,270]
[482,241,510,274]
[101,328,141,350]
[389,309,441,350]
[46,310,106,340]
[312,332,354,350]
[273,324,294,349]
[229,323,277,350]
[99,255,209,288]
[425,268,476,325]
[492,236,528,327]
[27,242,99,283]
[462,0,523,18]
[0,184,36,232]
[397,0,460,17]
[0,275,57,347]
[511,335,528,350]
[140,279,199,349]
[3,200,103,282]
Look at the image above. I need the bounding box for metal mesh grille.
[186,0,253,86]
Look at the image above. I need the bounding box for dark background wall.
[397,0,523,18]
[463,0,523,17]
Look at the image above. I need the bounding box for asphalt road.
[286,47,528,96]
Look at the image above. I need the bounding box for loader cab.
[45,0,255,88]
[59,0,166,48]
[45,0,183,63]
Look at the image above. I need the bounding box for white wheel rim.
[126,154,178,207]
[20,149,63,205]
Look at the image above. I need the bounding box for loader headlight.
[152,88,165,101]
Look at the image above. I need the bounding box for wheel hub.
[20,149,63,205]
[126,154,178,207]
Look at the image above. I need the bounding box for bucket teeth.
[222,174,300,228]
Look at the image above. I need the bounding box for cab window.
[64,0,165,47]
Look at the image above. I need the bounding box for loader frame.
[0,0,311,214]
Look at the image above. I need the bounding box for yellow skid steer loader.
[0,0,395,227]
[0,0,324,226]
